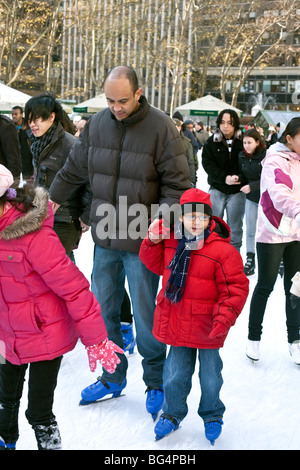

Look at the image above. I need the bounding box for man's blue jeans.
[162,346,225,423]
[209,188,245,251]
[91,245,166,387]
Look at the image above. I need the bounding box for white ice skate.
[246,340,260,362]
[288,341,300,365]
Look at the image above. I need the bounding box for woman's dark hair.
[0,183,37,213]
[216,109,240,131]
[24,92,73,132]
[243,129,266,152]
[281,117,300,144]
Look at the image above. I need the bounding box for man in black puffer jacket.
[50,66,191,417]
[0,114,21,177]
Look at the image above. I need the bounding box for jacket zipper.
[109,122,126,247]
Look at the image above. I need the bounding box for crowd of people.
[0,65,299,450]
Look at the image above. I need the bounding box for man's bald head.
[105,66,139,94]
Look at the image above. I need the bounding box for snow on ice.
[16,164,300,451]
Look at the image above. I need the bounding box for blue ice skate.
[79,378,127,405]
[204,420,223,445]
[154,414,180,441]
[120,322,136,355]
[0,436,16,450]
[146,385,164,420]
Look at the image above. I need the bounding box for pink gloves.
[148,218,170,243]
[86,339,124,373]
[209,322,229,340]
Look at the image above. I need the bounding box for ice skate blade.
[79,393,125,406]
[246,354,259,362]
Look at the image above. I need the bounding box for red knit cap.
[180,188,212,216]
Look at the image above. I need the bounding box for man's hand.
[225,175,240,185]
[50,200,60,214]
[79,217,90,233]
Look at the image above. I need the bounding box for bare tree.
[191,0,236,98]
[218,0,300,106]
[0,0,57,88]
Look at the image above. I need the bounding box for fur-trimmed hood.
[0,186,52,241]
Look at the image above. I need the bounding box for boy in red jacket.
[139,188,249,445]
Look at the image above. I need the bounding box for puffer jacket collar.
[109,95,149,127]
[0,187,51,240]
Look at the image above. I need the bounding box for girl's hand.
[240,184,251,194]
[86,339,124,373]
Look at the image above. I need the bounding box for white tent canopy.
[0,83,73,114]
[175,94,243,118]
[0,83,32,111]
[73,93,108,113]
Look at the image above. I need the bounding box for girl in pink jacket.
[247,118,300,364]
[0,165,123,450]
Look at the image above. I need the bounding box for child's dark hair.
[243,129,266,152]
[216,109,240,131]
[281,117,300,144]
[0,183,37,213]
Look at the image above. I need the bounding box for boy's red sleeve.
[139,235,165,276]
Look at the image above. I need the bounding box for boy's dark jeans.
[0,356,62,445]
[248,241,300,343]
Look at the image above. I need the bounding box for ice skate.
[244,252,255,276]
[120,322,136,355]
[289,341,300,365]
[33,422,61,450]
[204,420,223,445]
[246,340,260,361]
[80,378,127,405]
[0,436,16,450]
[154,414,179,441]
[146,385,164,420]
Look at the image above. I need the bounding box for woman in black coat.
[238,129,266,275]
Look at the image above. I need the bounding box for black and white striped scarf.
[29,122,57,168]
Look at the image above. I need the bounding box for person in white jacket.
[246,117,300,364]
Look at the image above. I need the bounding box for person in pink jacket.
[139,188,249,445]
[246,117,300,364]
[0,165,123,450]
